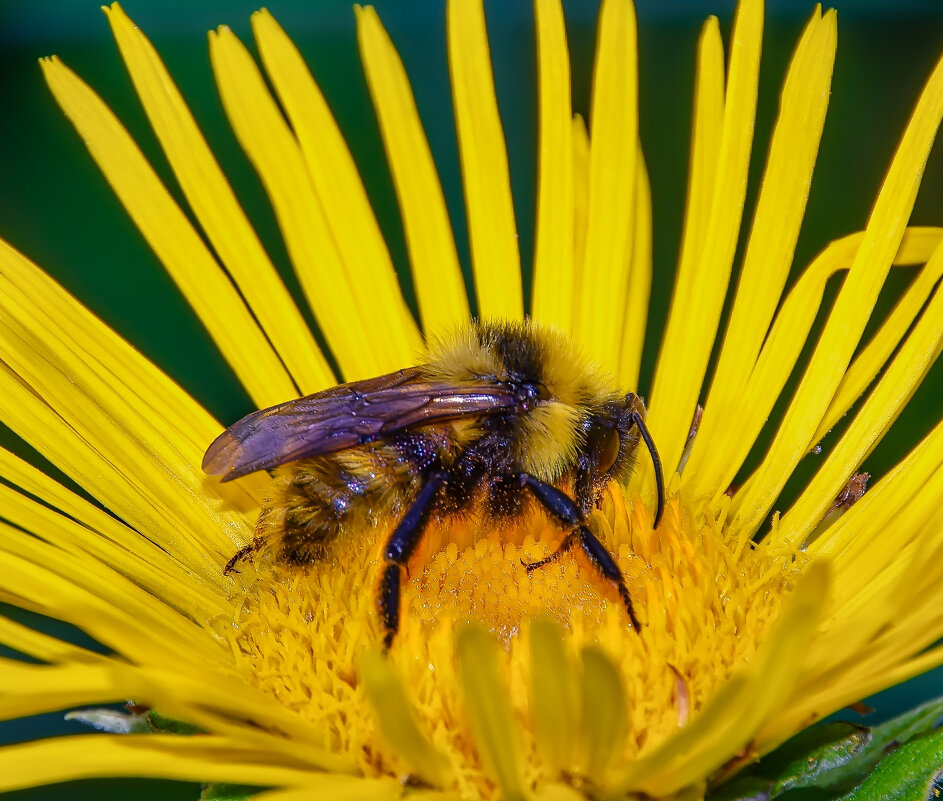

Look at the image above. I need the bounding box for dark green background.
[0,1,942,798]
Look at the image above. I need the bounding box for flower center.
[227,485,801,795]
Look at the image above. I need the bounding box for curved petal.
[356,7,470,338]
[40,57,298,408]
[104,4,332,395]
[447,0,523,321]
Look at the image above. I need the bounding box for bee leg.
[520,531,578,572]
[518,474,640,631]
[223,540,259,575]
[574,524,641,630]
[379,469,448,650]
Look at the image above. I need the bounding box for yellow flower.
[2,1,943,800]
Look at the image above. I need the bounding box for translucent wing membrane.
[203,368,521,481]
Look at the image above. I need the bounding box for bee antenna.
[628,412,665,529]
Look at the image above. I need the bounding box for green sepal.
[838,728,943,800]
[710,723,870,801]
[709,697,943,801]
[144,709,201,735]
[200,784,261,801]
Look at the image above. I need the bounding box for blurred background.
[0,0,942,798]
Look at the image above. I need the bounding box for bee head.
[581,392,648,490]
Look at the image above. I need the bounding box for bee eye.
[587,424,621,475]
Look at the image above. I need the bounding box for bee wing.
[202,367,519,481]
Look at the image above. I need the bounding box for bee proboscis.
[203,320,665,647]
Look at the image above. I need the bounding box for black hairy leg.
[518,473,641,631]
[379,468,448,649]
[223,540,260,575]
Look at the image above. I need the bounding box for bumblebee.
[203,320,665,647]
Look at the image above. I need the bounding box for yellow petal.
[570,113,590,303]
[0,241,259,574]
[683,7,836,501]
[0,615,93,663]
[729,50,943,539]
[39,57,297,409]
[0,476,225,621]
[0,548,219,667]
[447,0,523,321]
[529,618,579,776]
[103,3,332,395]
[776,243,943,546]
[355,6,470,337]
[617,145,652,389]
[635,562,828,796]
[580,646,627,782]
[208,26,397,380]
[249,9,421,365]
[816,228,943,440]
[531,0,574,333]
[644,0,762,489]
[456,626,525,801]
[574,0,638,374]
[689,228,943,510]
[0,661,120,721]
[358,647,451,787]
[0,735,327,793]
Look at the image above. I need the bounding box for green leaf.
[838,728,943,800]
[823,696,943,788]
[200,784,261,801]
[709,697,943,801]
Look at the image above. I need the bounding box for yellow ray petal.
[627,17,724,495]
[0,735,327,794]
[249,9,421,366]
[447,0,523,321]
[0,479,225,621]
[529,618,579,777]
[0,548,221,667]
[571,114,590,299]
[358,647,451,787]
[456,626,525,801]
[689,228,943,508]
[39,57,296,409]
[617,145,652,389]
[109,663,356,773]
[103,3,332,395]
[580,646,627,782]
[0,446,231,618]
[683,8,836,501]
[633,563,828,796]
[605,675,751,797]
[810,416,943,580]
[574,0,638,374]
[0,616,93,663]
[0,244,259,573]
[776,247,943,546]
[209,26,396,380]
[644,0,761,488]
[729,51,943,539]
[531,0,574,333]
[816,231,943,440]
[355,6,469,338]
[0,661,122,721]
